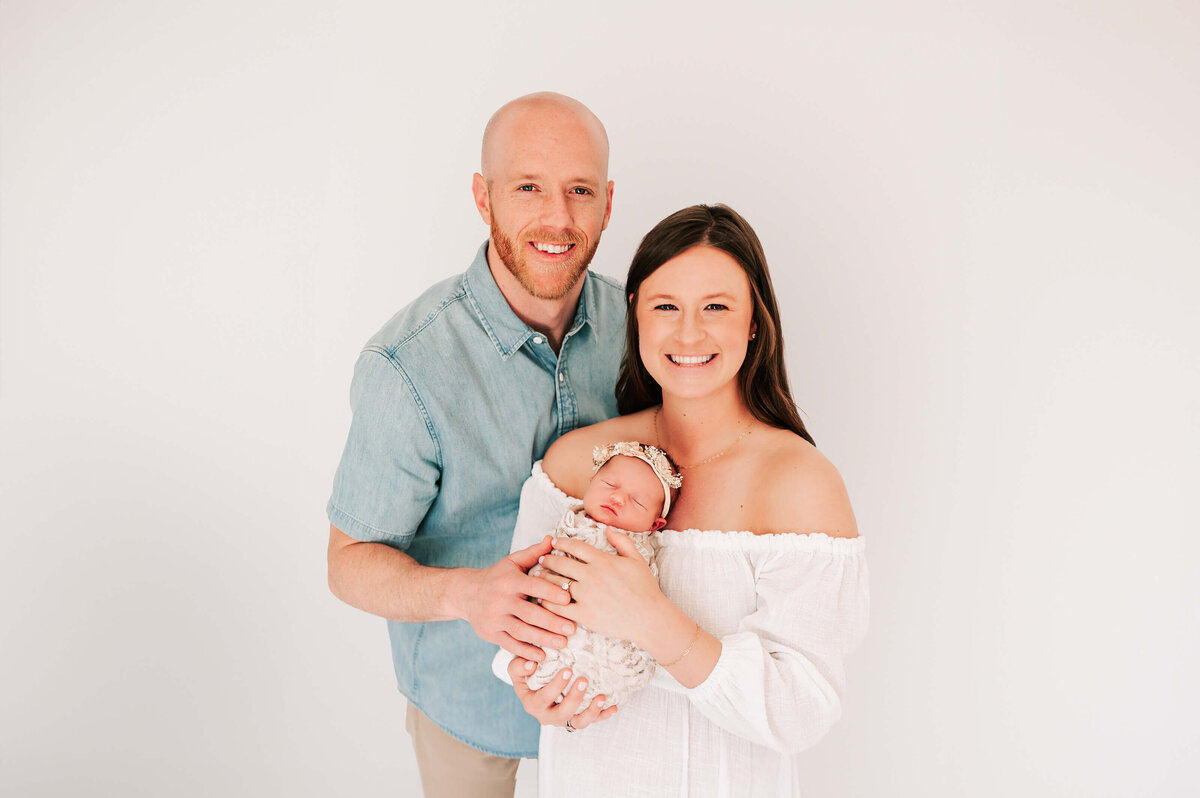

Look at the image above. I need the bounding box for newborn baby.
[525,441,682,710]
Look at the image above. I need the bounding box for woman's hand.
[507,656,618,730]
[542,529,669,647]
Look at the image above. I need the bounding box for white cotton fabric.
[525,507,659,708]
[504,462,870,798]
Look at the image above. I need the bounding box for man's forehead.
[481,94,608,177]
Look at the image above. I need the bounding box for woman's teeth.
[669,354,715,365]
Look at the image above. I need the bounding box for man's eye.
[571,187,592,195]
[517,185,536,192]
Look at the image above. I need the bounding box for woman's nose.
[677,311,704,343]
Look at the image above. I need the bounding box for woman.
[506,204,868,797]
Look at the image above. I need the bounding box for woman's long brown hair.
[615,204,814,446]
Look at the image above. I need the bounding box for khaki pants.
[405,703,520,798]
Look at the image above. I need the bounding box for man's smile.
[532,241,575,255]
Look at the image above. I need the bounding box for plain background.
[2,1,1197,796]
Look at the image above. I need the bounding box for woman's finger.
[566,692,612,731]
[522,569,573,606]
[605,527,642,558]
[507,655,538,683]
[549,537,604,562]
[537,553,585,581]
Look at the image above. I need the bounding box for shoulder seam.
[360,347,444,471]
[381,284,468,357]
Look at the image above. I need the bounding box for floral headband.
[592,441,683,517]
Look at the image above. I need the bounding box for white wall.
[2,1,1197,796]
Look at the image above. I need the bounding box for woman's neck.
[656,389,755,466]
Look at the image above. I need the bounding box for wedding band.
[564,718,576,733]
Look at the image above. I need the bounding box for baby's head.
[584,442,682,533]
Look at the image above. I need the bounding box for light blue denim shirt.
[328,242,625,757]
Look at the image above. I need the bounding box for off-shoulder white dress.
[507,463,870,798]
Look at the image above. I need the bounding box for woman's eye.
[653,303,678,311]
[705,303,729,311]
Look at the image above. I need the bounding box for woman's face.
[635,245,756,403]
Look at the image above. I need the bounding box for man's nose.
[540,192,572,230]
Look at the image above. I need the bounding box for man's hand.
[453,536,576,662]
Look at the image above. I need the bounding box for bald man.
[326,93,625,797]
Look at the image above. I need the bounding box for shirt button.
[558,373,565,382]
[532,335,544,345]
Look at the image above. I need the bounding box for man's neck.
[485,245,586,353]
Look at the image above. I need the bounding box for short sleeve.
[326,349,441,549]
[685,539,869,753]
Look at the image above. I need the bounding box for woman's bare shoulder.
[543,410,658,497]
[752,430,859,538]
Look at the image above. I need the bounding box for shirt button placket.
[556,369,578,435]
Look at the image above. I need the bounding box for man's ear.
[472,173,492,225]
[601,179,614,231]
[651,517,667,531]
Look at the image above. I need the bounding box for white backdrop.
[2,2,1197,796]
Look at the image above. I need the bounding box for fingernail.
[561,671,571,681]
[537,555,544,564]
[524,660,535,672]
[576,681,587,691]
[562,623,573,634]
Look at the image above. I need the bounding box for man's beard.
[491,221,600,300]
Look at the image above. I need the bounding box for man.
[326,93,625,797]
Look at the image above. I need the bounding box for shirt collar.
[462,241,596,360]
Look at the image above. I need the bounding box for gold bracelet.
[660,622,702,667]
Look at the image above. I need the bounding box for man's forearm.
[327,525,474,623]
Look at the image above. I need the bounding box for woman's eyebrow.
[643,291,736,301]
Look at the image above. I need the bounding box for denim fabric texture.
[328,242,625,757]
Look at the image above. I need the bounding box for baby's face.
[582,455,667,532]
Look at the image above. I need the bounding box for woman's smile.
[637,245,755,398]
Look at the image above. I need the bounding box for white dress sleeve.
[683,535,869,754]
[509,461,576,553]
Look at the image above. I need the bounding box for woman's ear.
[651,517,667,531]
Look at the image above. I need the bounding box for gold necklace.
[653,406,753,470]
